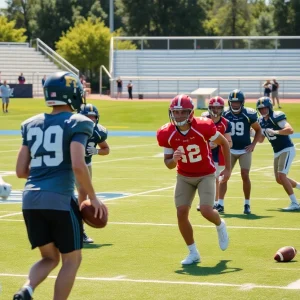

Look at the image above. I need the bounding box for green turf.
[1,99,300,299]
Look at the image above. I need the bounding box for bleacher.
[0,44,61,96]
[112,49,300,98]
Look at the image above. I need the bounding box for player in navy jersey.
[77,103,110,243]
[256,97,300,211]
[198,96,232,212]
[219,89,262,214]
[14,72,106,300]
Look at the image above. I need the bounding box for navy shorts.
[22,199,83,253]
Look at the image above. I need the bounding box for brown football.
[274,246,297,262]
[80,199,108,228]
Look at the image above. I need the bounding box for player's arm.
[71,136,105,218]
[16,145,31,179]
[224,132,232,148]
[163,147,183,169]
[245,121,262,152]
[266,120,293,136]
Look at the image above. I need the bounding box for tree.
[56,18,135,90]
[0,16,27,42]
[117,0,208,37]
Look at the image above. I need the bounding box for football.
[80,199,108,228]
[274,246,297,262]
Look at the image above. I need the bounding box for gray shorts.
[271,90,279,98]
[117,87,123,93]
[2,97,9,104]
[231,152,252,170]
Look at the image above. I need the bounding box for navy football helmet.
[79,103,99,124]
[256,96,273,117]
[43,72,85,111]
[228,89,245,113]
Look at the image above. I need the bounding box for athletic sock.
[244,199,250,205]
[289,194,298,204]
[218,199,224,206]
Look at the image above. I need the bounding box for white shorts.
[214,163,225,178]
[274,147,295,175]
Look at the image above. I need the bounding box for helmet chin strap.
[175,119,188,126]
[230,105,242,113]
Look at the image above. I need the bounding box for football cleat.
[217,219,229,251]
[244,204,251,214]
[215,204,224,213]
[282,203,300,211]
[196,205,200,212]
[181,252,200,265]
[13,288,32,300]
[83,231,94,244]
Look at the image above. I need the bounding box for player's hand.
[219,168,231,183]
[173,148,184,163]
[245,143,256,152]
[90,197,106,219]
[209,141,218,149]
[265,128,279,136]
[87,146,98,155]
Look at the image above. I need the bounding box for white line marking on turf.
[0,273,299,290]
[113,144,157,149]
[0,212,21,219]
[272,268,300,271]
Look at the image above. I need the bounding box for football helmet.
[43,72,85,111]
[228,89,245,113]
[208,96,225,117]
[0,178,12,200]
[256,96,273,117]
[169,94,194,126]
[79,103,99,124]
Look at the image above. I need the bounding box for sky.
[0,0,6,9]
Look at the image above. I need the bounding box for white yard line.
[0,212,21,219]
[0,273,299,290]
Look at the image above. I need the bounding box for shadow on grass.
[83,243,113,249]
[222,213,273,220]
[266,208,300,213]
[175,260,242,276]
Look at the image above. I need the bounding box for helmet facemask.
[229,100,243,113]
[169,108,194,127]
[208,105,224,118]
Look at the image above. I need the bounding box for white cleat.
[181,252,200,265]
[217,218,229,251]
[282,203,300,211]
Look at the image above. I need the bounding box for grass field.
[1,99,300,299]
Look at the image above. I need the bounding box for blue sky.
[0,0,6,9]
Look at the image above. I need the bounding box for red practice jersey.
[156,117,218,177]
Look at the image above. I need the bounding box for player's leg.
[53,199,83,299]
[239,152,252,214]
[213,163,225,212]
[175,175,200,264]
[6,98,9,112]
[274,149,300,210]
[2,98,4,113]
[198,174,229,251]
[13,209,60,300]
[218,153,238,211]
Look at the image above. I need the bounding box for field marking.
[0,212,21,219]
[0,273,299,290]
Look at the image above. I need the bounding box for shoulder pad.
[96,124,108,133]
[244,107,257,115]
[272,111,286,122]
[201,111,210,117]
[69,114,94,138]
[21,113,44,127]
[156,123,174,148]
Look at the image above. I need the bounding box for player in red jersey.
[156,94,231,265]
[197,96,232,212]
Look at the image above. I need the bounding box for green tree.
[56,18,135,90]
[0,16,26,42]
[272,0,300,36]
[117,0,208,36]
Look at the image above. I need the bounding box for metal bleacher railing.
[102,36,300,99]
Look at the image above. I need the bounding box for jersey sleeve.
[273,111,287,123]
[69,114,94,138]
[225,119,232,134]
[95,124,108,143]
[156,124,171,148]
[20,124,28,146]
[204,118,217,141]
[245,108,258,125]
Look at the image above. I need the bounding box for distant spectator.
[271,78,281,109]
[116,77,123,99]
[0,71,2,85]
[127,80,133,99]
[0,80,10,113]
[80,75,87,88]
[42,75,47,87]
[18,72,26,84]
[263,80,272,97]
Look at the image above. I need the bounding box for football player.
[77,103,110,243]
[256,97,300,211]
[197,96,232,212]
[219,89,261,214]
[14,72,106,300]
[156,94,231,265]
[0,176,12,200]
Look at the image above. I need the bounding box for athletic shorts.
[174,173,215,208]
[274,147,295,175]
[22,198,83,253]
[231,152,252,170]
[2,97,9,104]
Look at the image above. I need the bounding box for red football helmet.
[169,94,194,126]
[208,96,225,117]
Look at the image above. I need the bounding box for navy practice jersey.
[223,107,258,150]
[21,112,94,195]
[85,123,108,165]
[258,111,293,153]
